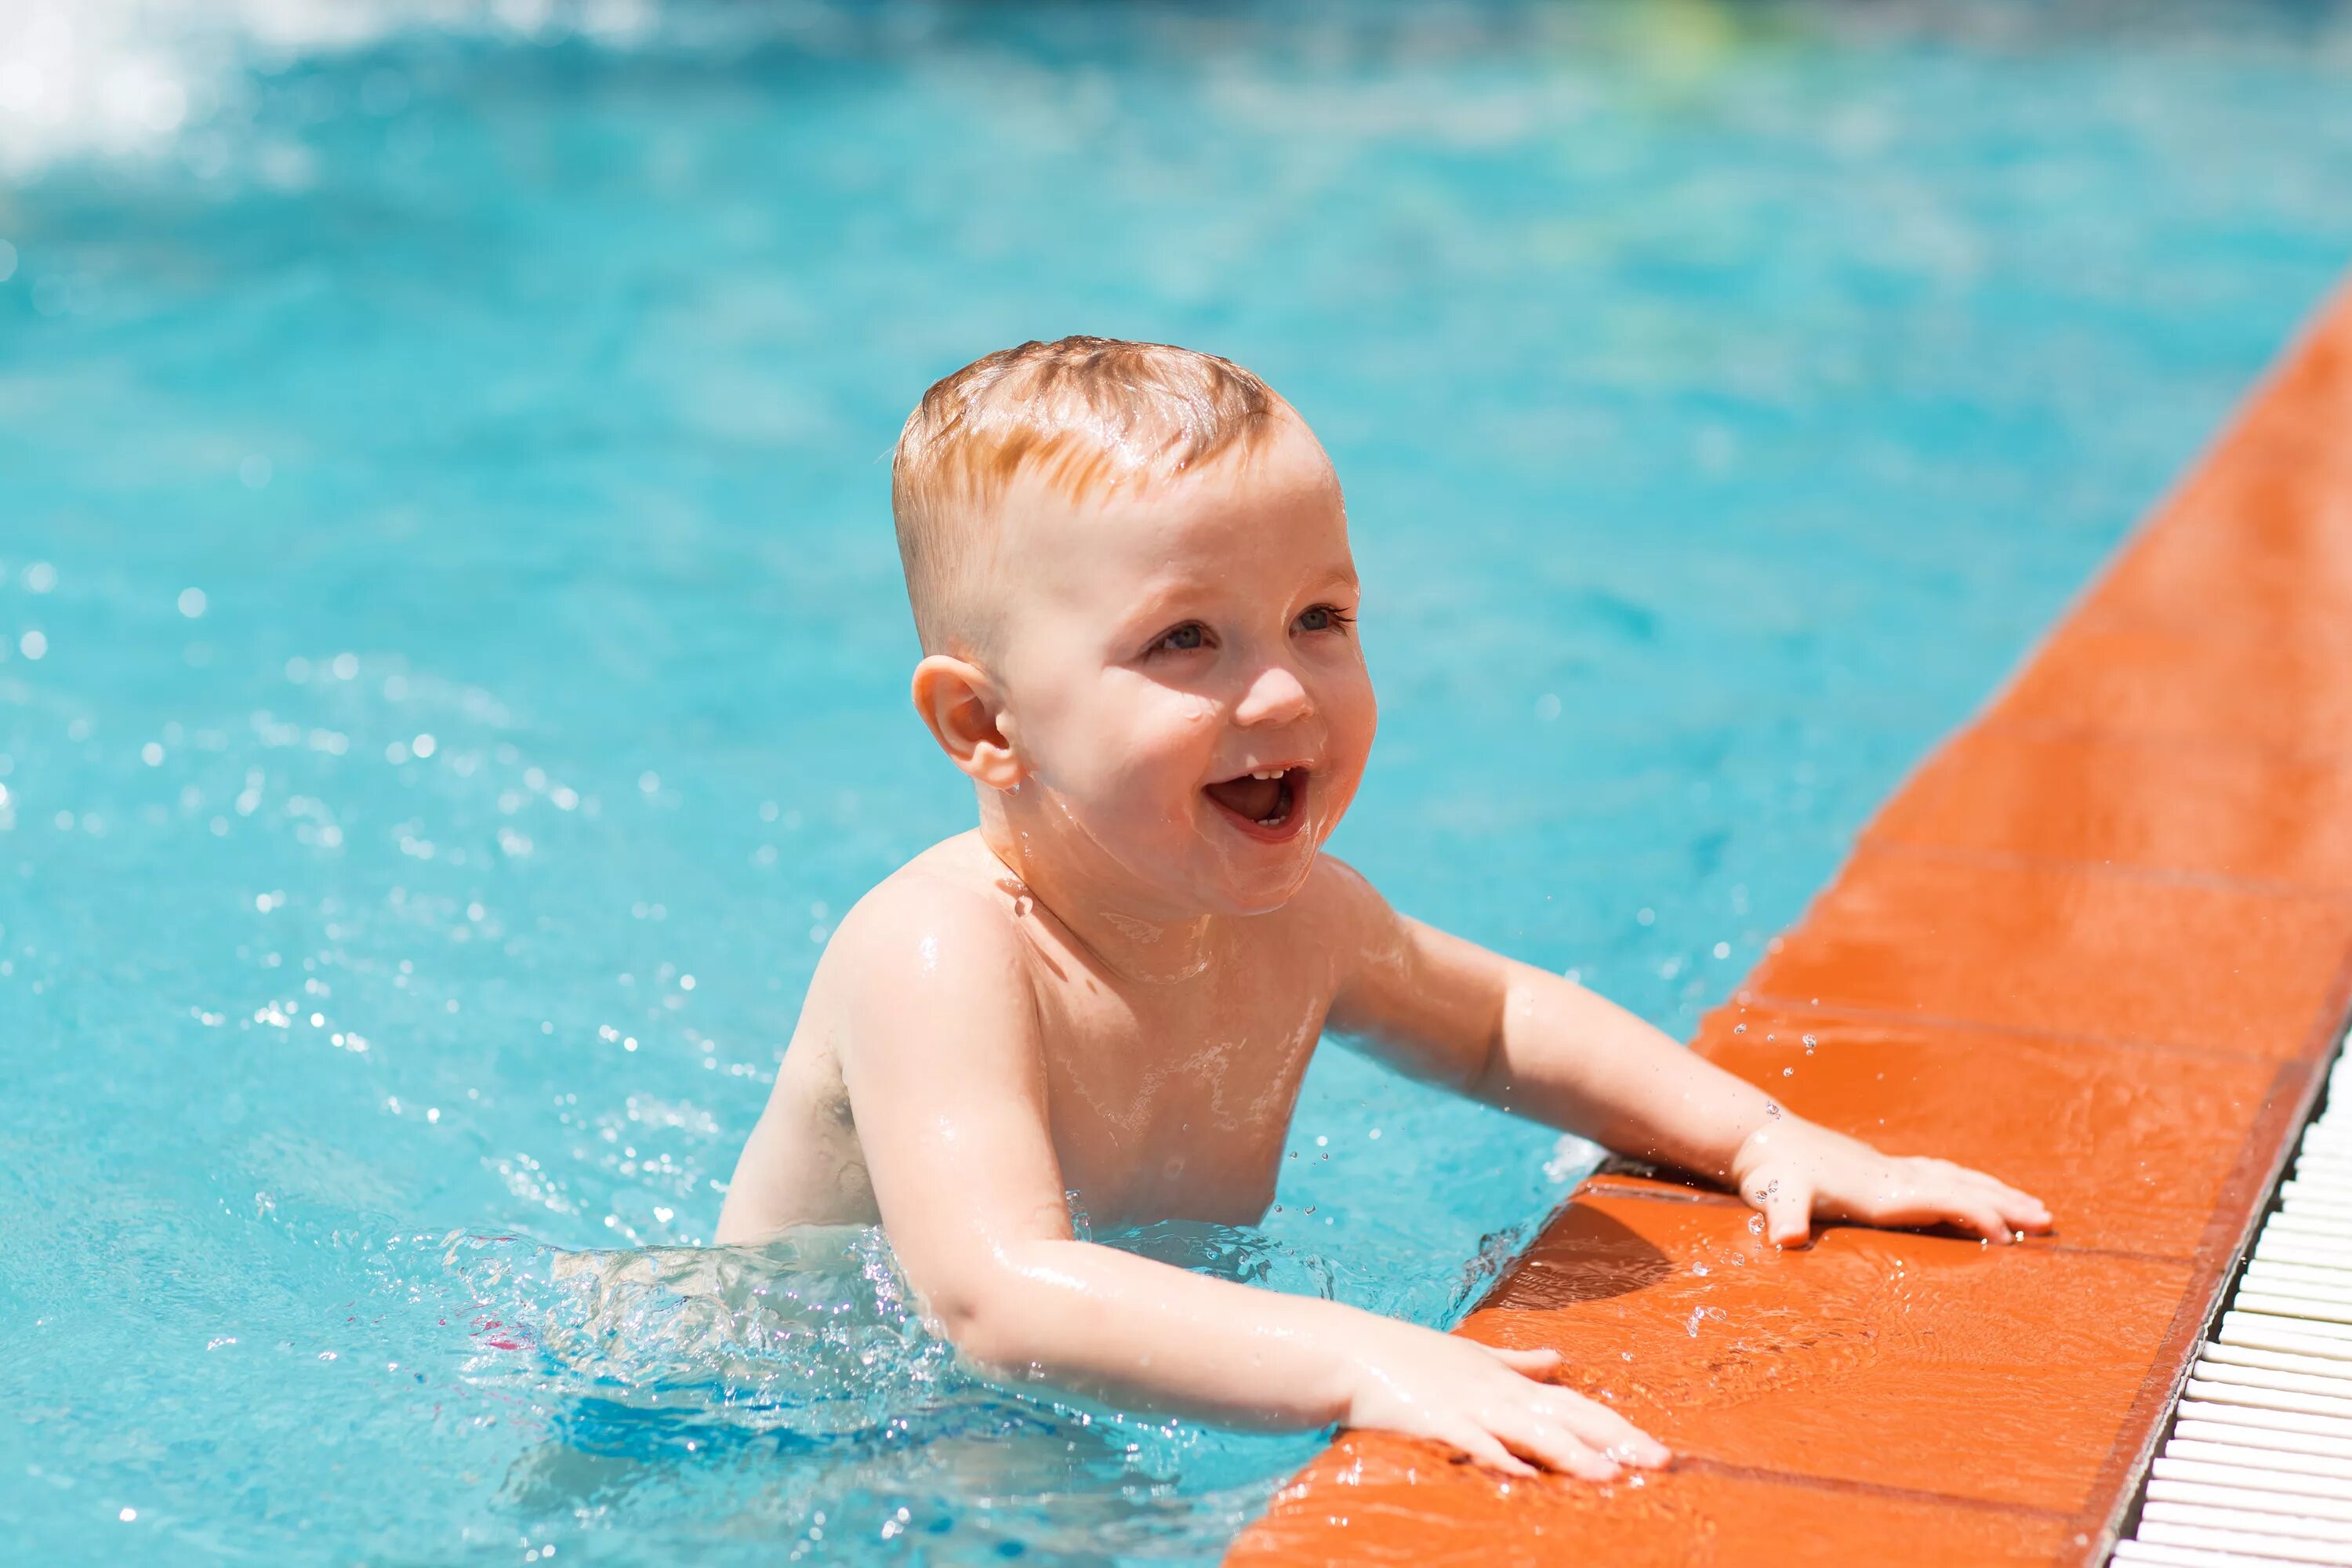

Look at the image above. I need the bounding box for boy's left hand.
[1729,1117,2053,1247]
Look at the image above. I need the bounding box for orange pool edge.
[1228,281,2352,1568]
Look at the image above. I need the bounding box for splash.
[443,1227,967,1446]
[409,1221,1347,1559]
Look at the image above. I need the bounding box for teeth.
[1250,768,1286,780]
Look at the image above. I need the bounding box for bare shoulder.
[1286,851,1419,1007]
[815,833,1042,1065]
[1290,851,1400,942]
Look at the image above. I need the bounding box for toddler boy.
[717,337,2050,1478]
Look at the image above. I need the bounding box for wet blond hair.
[890,336,1283,655]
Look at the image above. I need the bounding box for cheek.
[1131,695,1223,797]
[1325,666,1378,772]
[1053,685,1218,811]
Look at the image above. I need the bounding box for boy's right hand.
[1341,1318,1671,1481]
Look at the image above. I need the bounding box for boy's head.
[892,338,1377,917]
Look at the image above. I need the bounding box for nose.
[1233,658,1313,728]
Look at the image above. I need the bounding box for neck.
[975,789,1217,985]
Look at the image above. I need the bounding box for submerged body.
[717,337,2051,1480]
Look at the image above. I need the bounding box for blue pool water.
[4,2,2351,1561]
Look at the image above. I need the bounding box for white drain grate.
[2112,1039,2352,1567]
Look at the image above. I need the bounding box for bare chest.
[1036,972,1329,1229]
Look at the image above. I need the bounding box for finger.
[1951,1163,2046,1209]
[1542,1388,1671,1468]
[1748,1172,1813,1247]
[1949,1196,2013,1243]
[1483,1345,1563,1378]
[1987,1183,2053,1231]
[1494,1415,1617,1481]
[1446,1426,1536,1479]
[2000,1191,2055,1233]
[1944,1163,2048,1210]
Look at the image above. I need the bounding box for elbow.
[925,1274,1040,1374]
[1463,1022,1510,1102]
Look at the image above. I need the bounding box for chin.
[1206,854,1320,916]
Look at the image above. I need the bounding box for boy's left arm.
[1319,860,2052,1247]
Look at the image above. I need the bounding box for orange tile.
[2074,299,2352,644]
[1867,726,2352,891]
[1466,1194,2188,1515]
[1228,1434,2074,1568]
[1990,615,2352,757]
[2082,470,2352,650]
[1689,1005,2279,1258]
[1746,848,2352,1057]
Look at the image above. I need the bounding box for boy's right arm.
[833,881,1667,1480]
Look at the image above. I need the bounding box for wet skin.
[717,415,2053,1481]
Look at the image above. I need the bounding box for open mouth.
[1202,765,1311,842]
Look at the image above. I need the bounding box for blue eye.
[1154,622,1208,653]
[1296,604,1354,634]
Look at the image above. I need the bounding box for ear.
[910,655,1025,791]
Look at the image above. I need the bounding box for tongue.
[1205,774,1283,822]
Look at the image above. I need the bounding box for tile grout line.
[1675,1457,2079,1523]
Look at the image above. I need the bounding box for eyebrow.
[1107,564,1360,639]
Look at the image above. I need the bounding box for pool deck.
[1229,285,2352,1567]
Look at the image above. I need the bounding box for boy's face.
[988,418,1376,917]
